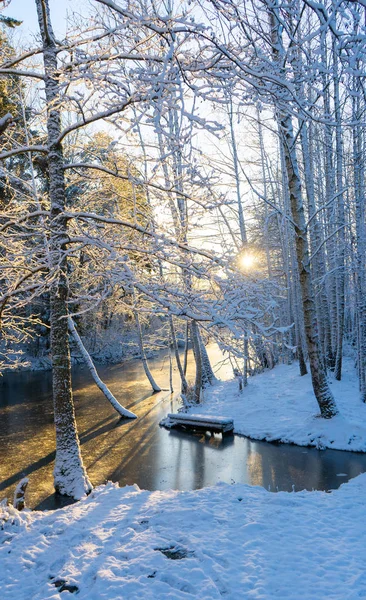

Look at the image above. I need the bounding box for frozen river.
[1,346,366,509]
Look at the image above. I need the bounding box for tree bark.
[269,6,338,417]
[333,38,346,381]
[198,329,216,386]
[279,112,338,417]
[191,320,202,403]
[36,0,91,498]
[135,311,161,392]
[183,321,189,376]
[352,83,366,401]
[68,318,137,418]
[169,315,188,394]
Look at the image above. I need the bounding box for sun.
[240,253,256,270]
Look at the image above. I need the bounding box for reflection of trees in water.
[245,441,325,491]
[244,438,366,492]
[193,435,205,489]
[246,444,264,488]
[170,430,235,490]
[170,431,206,490]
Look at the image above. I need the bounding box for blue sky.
[3,0,73,38]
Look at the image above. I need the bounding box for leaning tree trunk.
[169,315,188,394]
[269,6,338,418]
[36,0,91,498]
[68,318,137,418]
[135,311,161,393]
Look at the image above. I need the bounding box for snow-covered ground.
[2,359,366,599]
[182,357,366,452]
[1,476,366,599]
[0,362,366,600]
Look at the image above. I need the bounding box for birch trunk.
[332,40,346,381]
[290,6,331,374]
[278,112,338,417]
[352,86,366,401]
[36,0,91,498]
[269,7,338,417]
[228,92,247,246]
[300,119,332,370]
[321,36,337,370]
[183,321,189,376]
[243,336,249,386]
[191,320,202,403]
[68,318,137,418]
[280,129,308,375]
[135,311,161,393]
[169,315,188,394]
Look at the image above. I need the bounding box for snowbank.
[1,476,366,599]
[185,358,366,452]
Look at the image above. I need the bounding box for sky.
[2,0,78,39]
[0,0,256,246]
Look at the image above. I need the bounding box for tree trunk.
[36,0,91,498]
[169,315,188,394]
[135,311,161,392]
[333,40,345,381]
[68,318,137,418]
[279,112,338,417]
[352,85,366,401]
[269,6,338,417]
[183,321,189,376]
[300,117,331,372]
[199,330,216,386]
[243,336,249,386]
[191,320,202,403]
[13,478,29,511]
[321,35,337,370]
[280,128,308,375]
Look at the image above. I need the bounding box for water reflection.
[1,347,366,510]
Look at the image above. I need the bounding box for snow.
[1,476,366,599]
[183,357,366,452]
[2,359,366,598]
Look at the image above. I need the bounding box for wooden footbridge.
[165,413,234,435]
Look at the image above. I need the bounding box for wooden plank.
[167,413,233,425]
[166,413,234,433]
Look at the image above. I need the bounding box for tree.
[34,0,92,497]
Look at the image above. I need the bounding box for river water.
[1,346,366,510]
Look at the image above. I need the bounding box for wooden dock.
[165,413,234,435]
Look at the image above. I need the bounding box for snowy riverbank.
[1,476,366,599]
[2,359,366,599]
[184,358,366,452]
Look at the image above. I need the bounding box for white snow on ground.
[2,359,366,599]
[184,357,366,452]
[1,477,366,600]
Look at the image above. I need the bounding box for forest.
[2,1,366,599]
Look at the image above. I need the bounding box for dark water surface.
[1,346,366,510]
